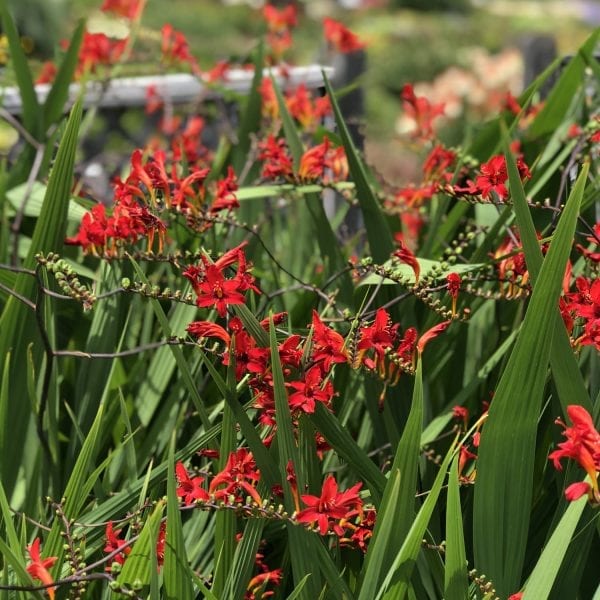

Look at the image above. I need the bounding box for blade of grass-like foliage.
[164,436,195,600]
[286,574,312,600]
[212,358,237,596]
[234,303,268,346]
[270,73,303,169]
[473,164,588,597]
[45,399,106,562]
[224,516,265,600]
[521,495,587,600]
[231,42,264,178]
[136,293,197,426]
[0,99,82,499]
[237,182,354,200]
[128,255,212,431]
[42,20,84,129]
[310,403,386,503]
[421,328,518,446]
[313,536,355,599]
[359,360,424,598]
[377,443,454,600]
[529,30,600,137]
[323,72,394,264]
[270,319,323,598]
[0,479,22,563]
[504,137,591,412]
[0,4,40,135]
[117,501,165,589]
[444,456,468,600]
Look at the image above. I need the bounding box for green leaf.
[270,73,304,169]
[521,496,587,600]
[43,20,85,129]
[128,255,213,431]
[504,135,591,413]
[0,99,82,498]
[0,3,40,136]
[232,42,264,179]
[444,456,468,600]
[377,442,454,599]
[323,71,394,263]
[45,399,106,561]
[118,501,165,589]
[473,164,588,596]
[359,360,424,598]
[164,435,195,600]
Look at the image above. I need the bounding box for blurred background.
[4,0,598,183]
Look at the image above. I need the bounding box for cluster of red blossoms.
[550,405,600,503]
[258,134,348,184]
[263,3,364,58]
[66,148,238,256]
[175,452,372,551]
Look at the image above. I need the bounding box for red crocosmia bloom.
[565,481,592,502]
[155,522,166,567]
[393,242,420,284]
[296,475,363,535]
[298,138,330,182]
[74,31,127,77]
[311,310,348,371]
[564,277,600,350]
[263,4,297,31]
[549,405,600,502]
[416,320,451,356]
[210,449,262,505]
[101,0,143,19]
[458,444,477,481]
[203,59,230,83]
[104,521,131,569]
[260,78,279,120]
[278,334,303,369]
[210,166,239,212]
[161,24,197,70]
[176,461,209,504]
[452,405,469,426]
[26,538,58,600]
[356,308,398,375]
[400,84,445,141]
[288,365,335,414]
[65,203,109,254]
[258,134,294,181]
[475,155,508,200]
[36,61,57,84]
[446,272,461,316]
[194,264,246,317]
[508,593,523,600]
[422,144,456,183]
[186,321,231,345]
[503,91,522,116]
[323,18,365,53]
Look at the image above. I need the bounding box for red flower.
[288,365,335,414]
[176,461,209,504]
[393,241,420,284]
[263,3,297,31]
[416,320,451,356]
[258,135,294,181]
[161,24,197,70]
[323,18,365,53]
[356,308,398,375]
[400,84,445,141]
[26,538,57,600]
[210,449,262,505]
[101,0,143,19]
[36,61,57,85]
[187,321,231,344]
[210,166,239,213]
[104,521,132,568]
[446,272,461,316]
[296,475,363,535]
[549,405,600,502]
[311,310,348,371]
